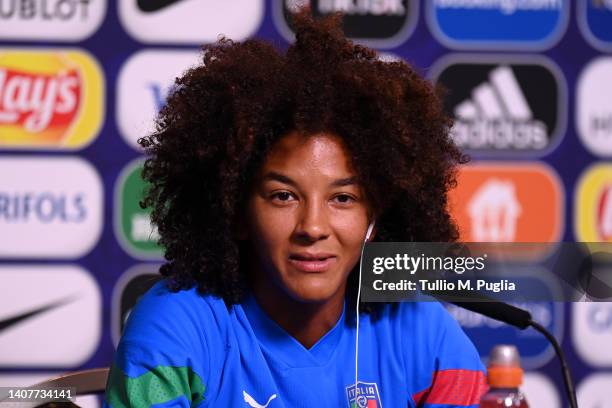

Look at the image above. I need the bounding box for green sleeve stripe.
[106,364,206,408]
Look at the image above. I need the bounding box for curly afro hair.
[139,9,467,311]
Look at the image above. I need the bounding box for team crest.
[345,381,382,408]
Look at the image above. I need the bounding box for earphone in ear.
[365,221,375,242]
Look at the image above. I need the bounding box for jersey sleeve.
[103,282,210,408]
[405,302,488,408]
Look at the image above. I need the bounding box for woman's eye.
[271,191,295,202]
[333,194,355,204]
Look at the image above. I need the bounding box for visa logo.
[117,50,200,150]
[147,82,173,112]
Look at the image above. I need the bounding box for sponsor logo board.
[431,55,567,157]
[523,373,560,408]
[573,302,612,366]
[0,156,103,259]
[426,0,569,50]
[275,0,418,48]
[576,58,612,157]
[578,0,612,51]
[575,164,612,243]
[577,373,612,406]
[449,162,564,243]
[114,159,163,259]
[0,49,103,150]
[116,50,200,150]
[119,0,263,43]
[0,265,101,367]
[0,372,58,387]
[0,0,106,41]
[111,265,162,346]
[448,300,563,369]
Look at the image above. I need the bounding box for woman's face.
[245,131,373,305]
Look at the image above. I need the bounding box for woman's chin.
[285,279,343,304]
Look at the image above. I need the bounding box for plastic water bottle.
[480,345,529,407]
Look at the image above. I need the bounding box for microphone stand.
[446,300,579,408]
[528,319,578,408]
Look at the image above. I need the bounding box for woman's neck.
[250,281,345,349]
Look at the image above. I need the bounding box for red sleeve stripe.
[412,369,489,406]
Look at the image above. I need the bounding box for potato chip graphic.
[0,50,103,150]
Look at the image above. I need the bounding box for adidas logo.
[450,65,548,150]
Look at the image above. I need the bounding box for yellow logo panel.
[0,49,104,150]
[575,164,612,242]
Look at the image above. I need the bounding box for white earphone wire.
[354,222,374,394]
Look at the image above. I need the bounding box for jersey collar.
[240,293,346,368]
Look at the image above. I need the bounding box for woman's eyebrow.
[330,176,358,187]
[261,172,296,186]
[261,172,357,187]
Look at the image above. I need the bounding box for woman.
[104,9,487,408]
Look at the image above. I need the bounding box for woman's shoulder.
[108,280,222,408]
[133,279,226,312]
[379,300,484,369]
[120,279,230,346]
[113,280,232,381]
[373,301,476,355]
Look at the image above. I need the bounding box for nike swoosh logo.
[137,0,185,13]
[0,296,77,333]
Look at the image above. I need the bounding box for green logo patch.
[115,159,163,259]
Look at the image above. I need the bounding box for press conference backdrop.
[0,0,611,406]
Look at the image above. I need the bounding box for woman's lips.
[288,256,337,272]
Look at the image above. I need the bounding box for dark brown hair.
[139,9,467,311]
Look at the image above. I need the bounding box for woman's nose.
[294,200,330,242]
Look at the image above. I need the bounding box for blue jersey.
[104,280,487,407]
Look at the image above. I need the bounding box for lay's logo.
[0,50,103,150]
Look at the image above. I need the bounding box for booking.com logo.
[426,0,569,50]
[579,0,612,51]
